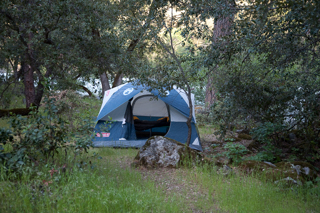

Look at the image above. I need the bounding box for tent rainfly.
[93,82,202,151]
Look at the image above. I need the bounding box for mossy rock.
[239,160,305,184]
[275,161,318,181]
[224,136,241,142]
[238,133,252,140]
[263,167,303,183]
[238,160,275,173]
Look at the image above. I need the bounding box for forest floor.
[114,155,224,213]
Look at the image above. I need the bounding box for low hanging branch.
[155,7,194,146]
[0,108,33,118]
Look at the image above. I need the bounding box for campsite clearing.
[1,146,320,212]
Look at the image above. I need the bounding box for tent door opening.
[132,95,170,139]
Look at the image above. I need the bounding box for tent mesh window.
[132,95,170,139]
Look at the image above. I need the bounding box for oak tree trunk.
[205,0,236,110]
[100,72,111,94]
[112,73,123,88]
[23,62,35,108]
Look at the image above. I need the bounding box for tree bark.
[0,108,33,118]
[22,62,35,108]
[79,85,93,96]
[91,29,113,92]
[100,72,110,93]
[205,0,236,110]
[205,75,217,110]
[112,73,123,88]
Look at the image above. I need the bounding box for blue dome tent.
[93,82,202,151]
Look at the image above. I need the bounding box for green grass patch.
[0,117,10,129]
[0,148,183,213]
[198,124,216,136]
[182,166,320,213]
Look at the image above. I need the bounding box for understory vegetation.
[0,149,183,213]
[0,146,319,212]
[0,94,319,212]
[1,0,320,212]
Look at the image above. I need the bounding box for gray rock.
[134,136,202,168]
[263,161,277,167]
[302,167,310,176]
[291,164,301,175]
[274,177,302,186]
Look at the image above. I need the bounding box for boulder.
[133,136,205,168]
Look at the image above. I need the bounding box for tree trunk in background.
[205,75,216,110]
[92,29,112,93]
[112,73,123,88]
[22,62,35,108]
[100,72,110,94]
[205,0,236,110]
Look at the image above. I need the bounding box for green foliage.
[0,95,100,175]
[0,77,25,109]
[251,122,285,145]
[0,128,13,145]
[202,0,320,160]
[249,122,285,162]
[0,0,123,106]
[218,142,248,165]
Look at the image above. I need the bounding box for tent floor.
[93,139,147,148]
[136,131,166,139]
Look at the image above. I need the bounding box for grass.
[0,117,10,129]
[0,148,183,213]
[198,124,217,136]
[1,148,320,213]
[181,165,320,213]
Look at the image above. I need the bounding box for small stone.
[263,161,277,167]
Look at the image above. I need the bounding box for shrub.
[218,142,249,165]
[0,95,104,176]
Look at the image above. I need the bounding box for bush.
[0,95,102,176]
[218,142,249,165]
